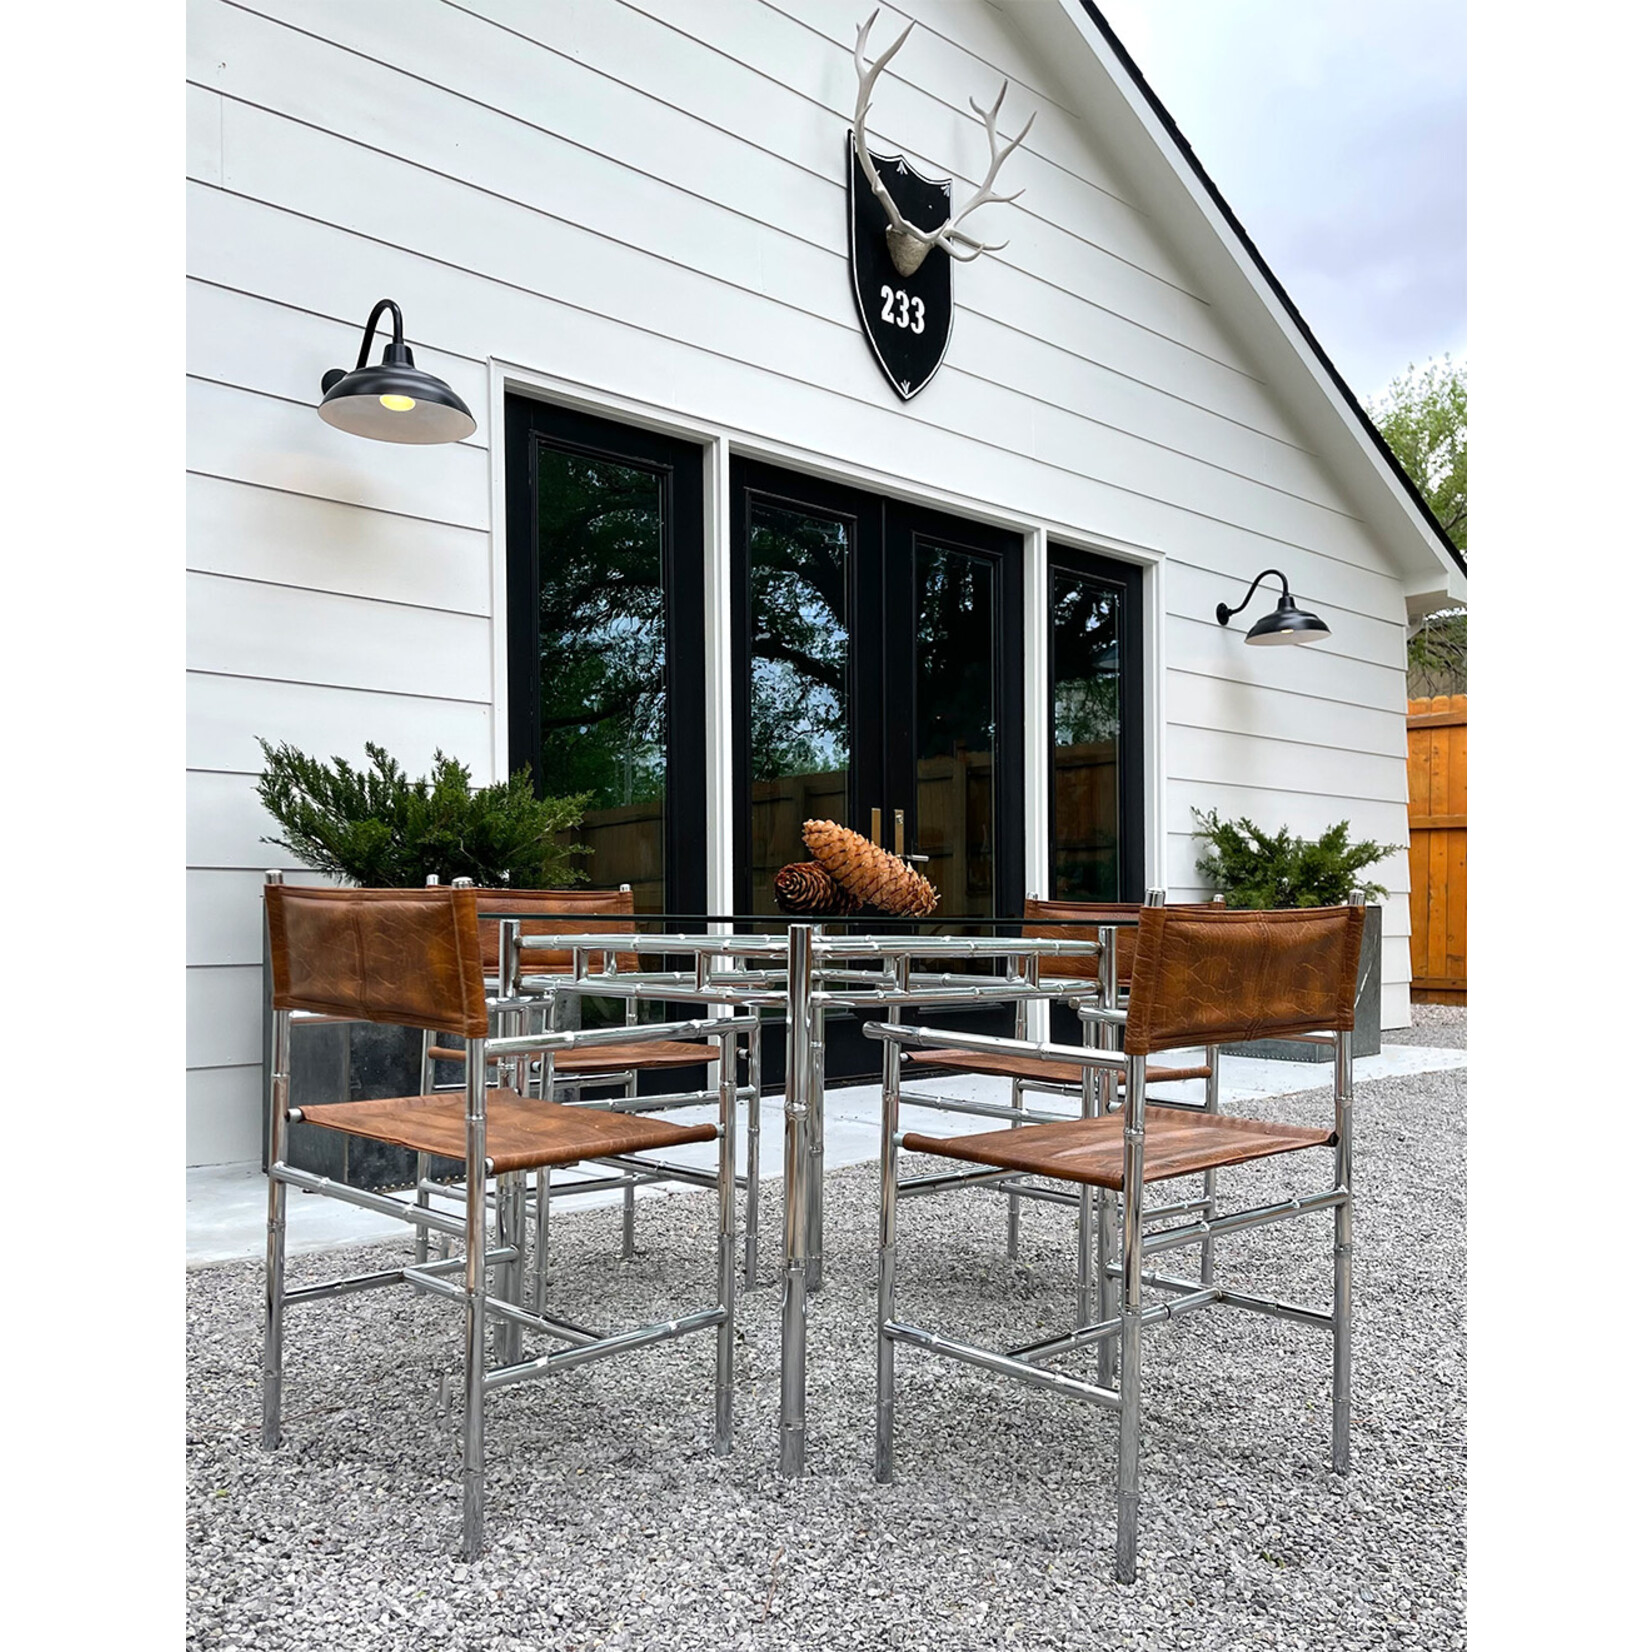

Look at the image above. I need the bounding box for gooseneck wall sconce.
[317,298,476,445]
[1216,569,1331,646]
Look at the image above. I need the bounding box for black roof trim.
[1076,2,1466,576]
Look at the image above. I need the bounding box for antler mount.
[852,9,1034,277]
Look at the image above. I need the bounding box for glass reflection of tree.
[916,548,994,758]
[536,453,666,810]
[1051,579,1120,747]
[749,508,850,782]
[1051,575,1121,902]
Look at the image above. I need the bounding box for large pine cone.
[773,861,864,916]
[802,818,939,917]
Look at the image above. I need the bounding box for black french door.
[731,458,1024,1080]
[505,397,707,914]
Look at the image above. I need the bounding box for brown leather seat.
[901,1105,1332,1192]
[429,1038,719,1073]
[293,1087,718,1175]
[905,1048,1210,1087]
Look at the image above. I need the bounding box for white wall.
[185,0,1415,1163]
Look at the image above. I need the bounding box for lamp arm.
[1216,567,1290,627]
[351,298,405,371]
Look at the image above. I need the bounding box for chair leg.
[414,1151,433,1267]
[743,1023,761,1288]
[261,1167,287,1451]
[874,1026,901,1483]
[1076,1185,1096,1327]
[1332,1199,1353,1473]
[494,1172,524,1369]
[621,1071,639,1260]
[1200,1045,1220,1285]
[1115,1055,1147,1585]
[805,977,826,1293]
[715,1032,738,1454]
[1097,1188,1118,1388]
[532,1166,549,1316]
[460,1037,489,1560]
[1006,1076,1024,1260]
[262,996,290,1452]
[1331,1026,1354,1474]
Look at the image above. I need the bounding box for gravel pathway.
[188,1043,1465,1650]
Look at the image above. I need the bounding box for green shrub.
[1191,809,1399,909]
[256,740,591,889]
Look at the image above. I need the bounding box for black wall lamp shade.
[318,298,476,445]
[1215,568,1331,646]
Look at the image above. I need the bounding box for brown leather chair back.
[1023,897,1228,986]
[266,885,489,1037]
[474,888,642,975]
[1123,904,1364,1057]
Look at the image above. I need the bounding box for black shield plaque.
[846,131,955,401]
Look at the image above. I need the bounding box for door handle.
[892,809,929,865]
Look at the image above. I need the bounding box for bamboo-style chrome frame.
[260,873,752,1558]
[864,889,1362,1583]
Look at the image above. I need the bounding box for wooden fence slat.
[1406,694,1467,1003]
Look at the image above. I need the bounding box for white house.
[184,0,1467,1168]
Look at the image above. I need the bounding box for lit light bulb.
[379,393,417,412]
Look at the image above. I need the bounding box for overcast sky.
[1096,0,1466,403]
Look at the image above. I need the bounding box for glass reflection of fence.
[1052,740,1120,903]
[554,741,1119,913]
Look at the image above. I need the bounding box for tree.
[1367,356,1467,697]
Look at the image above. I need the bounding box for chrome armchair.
[866,890,1365,1582]
[261,881,748,1557]
[418,884,764,1285]
[898,897,1226,1277]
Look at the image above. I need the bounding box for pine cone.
[802,819,939,917]
[773,861,864,916]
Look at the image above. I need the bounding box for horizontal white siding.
[184,0,1417,1162]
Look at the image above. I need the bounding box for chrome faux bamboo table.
[494,917,1105,1477]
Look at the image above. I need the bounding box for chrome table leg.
[779,924,814,1476]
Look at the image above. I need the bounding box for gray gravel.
[1384,1002,1466,1049]
[188,1044,1465,1650]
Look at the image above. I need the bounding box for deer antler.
[852,9,1035,277]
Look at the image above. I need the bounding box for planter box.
[1222,904,1382,1063]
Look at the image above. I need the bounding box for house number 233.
[879,285,926,334]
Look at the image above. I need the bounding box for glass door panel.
[912,539,998,918]
[747,502,852,916]
[1050,568,1121,902]
[1049,547,1144,906]
[506,398,706,915]
[534,447,669,910]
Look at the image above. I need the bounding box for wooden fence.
[1406,694,1466,1003]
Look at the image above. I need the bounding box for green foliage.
[1191,809,1400,909]
[256,740,591,889]
[1368,355,1466,554]
[1367,355,1468,697]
